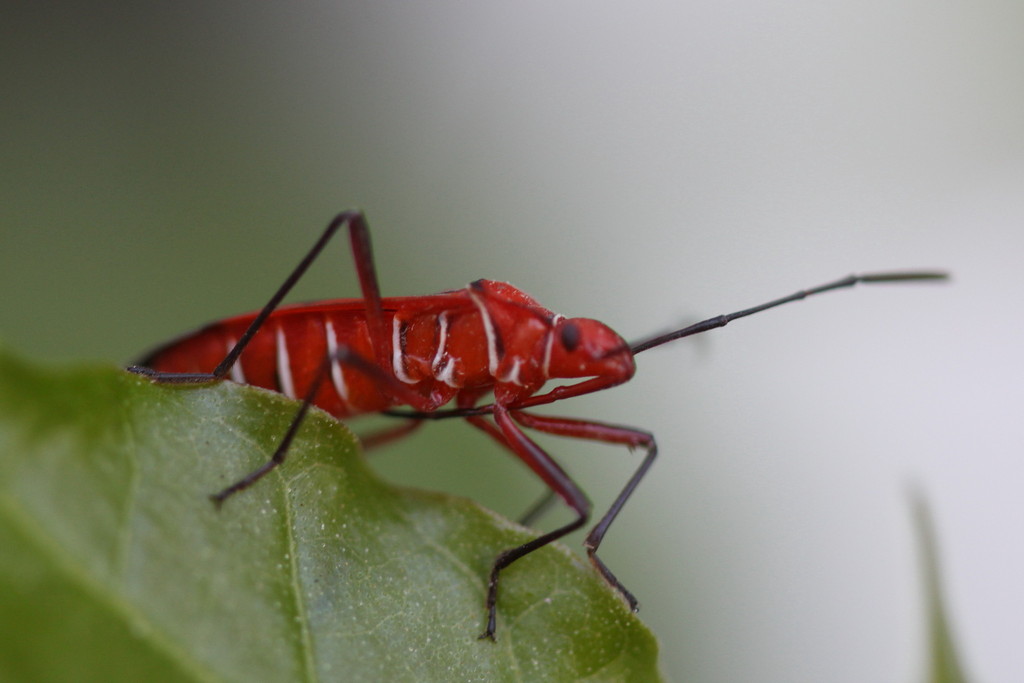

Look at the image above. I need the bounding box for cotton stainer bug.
[128,210,946,640]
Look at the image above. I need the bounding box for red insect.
[130,211,945,639]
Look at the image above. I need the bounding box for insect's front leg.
[511,410,657,610]
[463,405,591,641]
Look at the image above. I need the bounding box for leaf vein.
[281,470,319,683]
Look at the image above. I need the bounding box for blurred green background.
[2,3,1022,681]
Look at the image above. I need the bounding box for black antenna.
[630,271,948,355]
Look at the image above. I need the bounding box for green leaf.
[0,347,662,682]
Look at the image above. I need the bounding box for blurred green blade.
[912,491,971,683]
[0,348,662,682]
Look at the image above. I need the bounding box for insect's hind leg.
[153,211,387,383]
[210,345,430,507]
[128,210,386,379]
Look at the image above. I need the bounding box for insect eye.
[560,322,581,352]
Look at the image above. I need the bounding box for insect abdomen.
[142,298,494,418]
[143,309,386,417]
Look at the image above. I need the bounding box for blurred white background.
[2,2,1021,680]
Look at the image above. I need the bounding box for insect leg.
[511,410,656,610]
[128,211,388,382]
[446,389,556,525]
[345,212,390,367]
[210,344,430,506]
[125,366,220,383]
[358,419,424,451]
[464,406,591,641]
[208,211,385,380]
[515,489,559,527]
